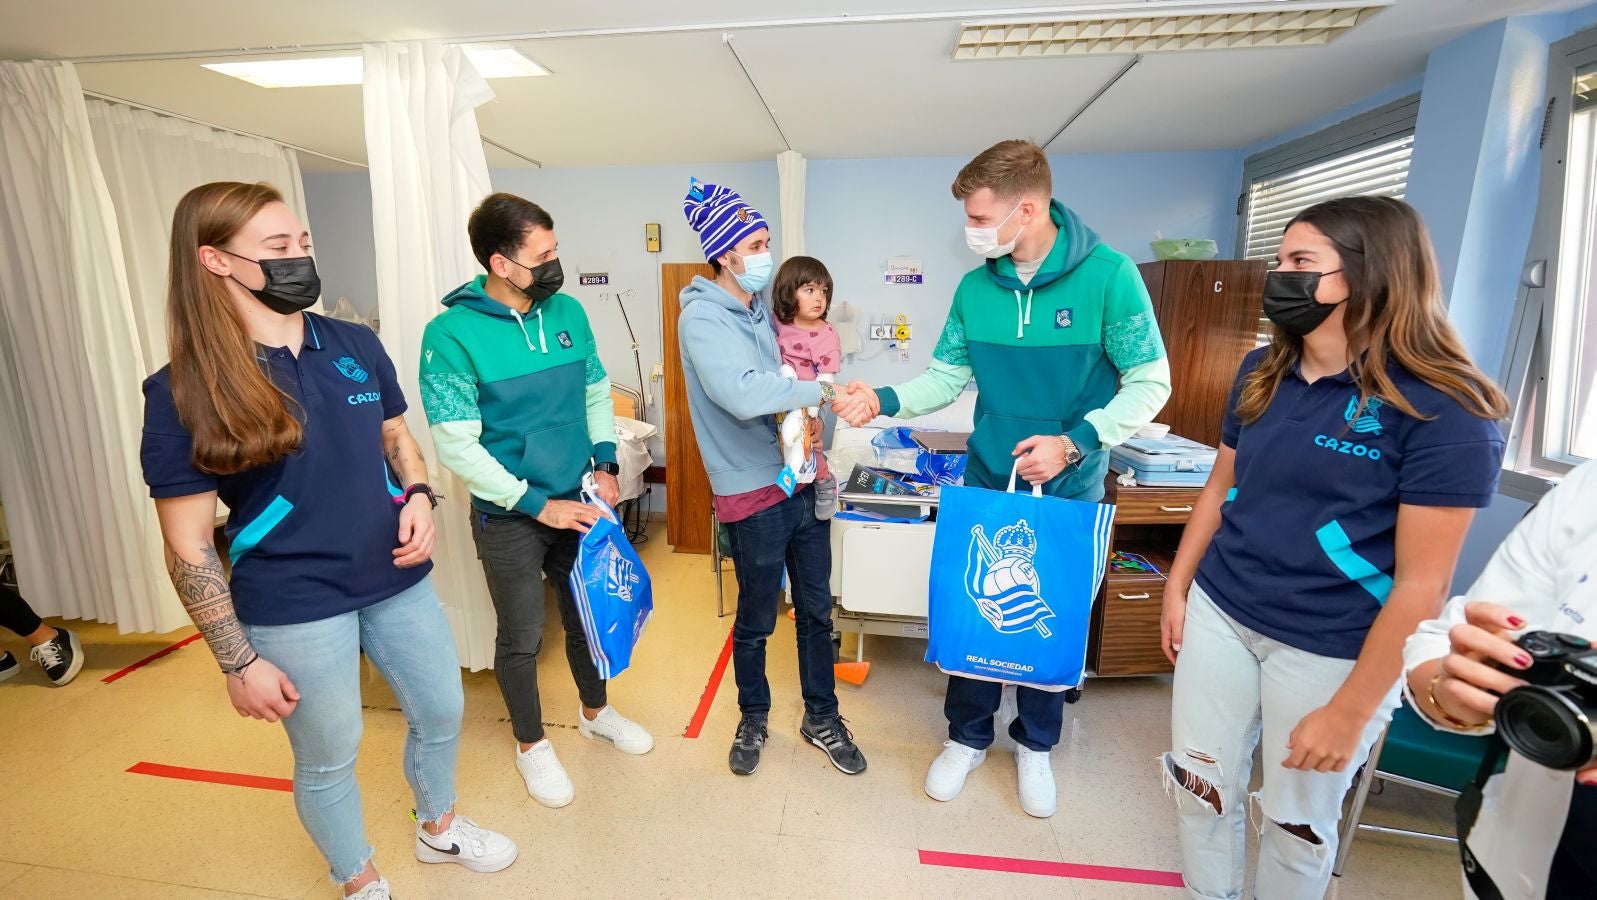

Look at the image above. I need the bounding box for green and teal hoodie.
[419,276,616,518]
[877,200,1172,501]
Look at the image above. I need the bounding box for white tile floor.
[0,524,1463,899]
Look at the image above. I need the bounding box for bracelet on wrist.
[225,651,260,680]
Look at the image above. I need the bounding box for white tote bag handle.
[1006,460,1044,498]
[580,470,620,523]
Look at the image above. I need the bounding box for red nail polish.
[1581,777,1597,788]
[1508,616,1526,628]
[1516,655,1532,668]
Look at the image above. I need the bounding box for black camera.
[1493,631,1597,770]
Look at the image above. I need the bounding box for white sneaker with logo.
[515,739,575,808]
[1016,745,1057,818]
[414,813,519,873]
[925,740,987,802]
[577,705,655,755]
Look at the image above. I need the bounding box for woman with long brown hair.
[140,182,516,898]
[1157,196,1507,899]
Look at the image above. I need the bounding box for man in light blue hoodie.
[678,180,868,778]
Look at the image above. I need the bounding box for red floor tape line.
[101,633,204,684]
[684,629,735,739]
[127,761,294,793]
[918,850,1185,888]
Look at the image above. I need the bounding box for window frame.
[1501,26,1597,476]
[1236,94,1422,260]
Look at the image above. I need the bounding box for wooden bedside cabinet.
[1087,476,1197,677]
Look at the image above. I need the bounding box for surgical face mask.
[965,202,1026,259]
[731,251,774,294]
[220,249,321,315]
[505,255,564,304]
[1262,269,1345,337]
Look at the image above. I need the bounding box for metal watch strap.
[819,382,837,404]
[1059,434,1083,466]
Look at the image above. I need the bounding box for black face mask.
[505,256,564,305]
[1262,269,1345,337]
[221,249,321,315]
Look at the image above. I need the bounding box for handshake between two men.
[824,381,1074,487]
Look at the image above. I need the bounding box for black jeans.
[0,582,43,638]
[471,510,606,744]
[945,675,1066,752]
[724,487,838,719]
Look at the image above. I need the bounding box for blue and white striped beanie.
[682,178,768,262]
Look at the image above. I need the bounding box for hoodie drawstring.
[509,308,547,354]
[1013,289,1033,339]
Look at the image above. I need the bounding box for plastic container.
[1150,238,1219,261]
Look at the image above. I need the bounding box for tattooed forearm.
[382,418,429,485]
[170,545,253,671]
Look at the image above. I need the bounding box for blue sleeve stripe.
[229,495,295,565]
[1314,520,1393,604]
[385,463,404,499]
[1225,487,1238,502]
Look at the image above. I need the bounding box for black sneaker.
[729,714,768,776]
[31,627,83,686]
[0,651,18,684]
[801,713,867,775]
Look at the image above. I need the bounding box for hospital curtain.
[362,41,499,670]
[0,61,184,633]
[87,98,309,370]
[777,150,807,258]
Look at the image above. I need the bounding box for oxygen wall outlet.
[869,325,891,340]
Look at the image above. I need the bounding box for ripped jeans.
[1164,584,1397,900]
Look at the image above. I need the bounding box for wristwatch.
[402,482,443,508]
[594,461,620,476]
[1059,434,1083,467]
[819,382,837,404]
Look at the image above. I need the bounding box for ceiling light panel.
[204,47,548,87]
[953,2,1389,60]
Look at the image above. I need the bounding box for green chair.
[1334,699,1494,875]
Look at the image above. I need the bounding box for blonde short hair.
[952,140,1052,201]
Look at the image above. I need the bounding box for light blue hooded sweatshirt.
[677,275,824,496]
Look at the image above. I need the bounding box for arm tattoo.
[170,545,253,671]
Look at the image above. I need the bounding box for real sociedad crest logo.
[606,548,641,603]
[1344,394,1384,435]
[965,518,1055,637]
[335,356,370,384]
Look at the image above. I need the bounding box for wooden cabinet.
[661,263,715,554]
[1139,260,1266,449]
[1085,261,1263,677]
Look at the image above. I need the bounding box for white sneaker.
[345,877,391,899]
[415,813,519,873]
[577,705,654,755]
[925,740,986,802]
[1016,745,1057,818]
[515,740,575,808]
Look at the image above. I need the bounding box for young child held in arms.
[773,256,843,519]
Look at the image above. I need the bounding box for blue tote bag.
[925,463,1115,689]
[570,475,654,680]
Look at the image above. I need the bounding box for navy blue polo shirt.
[140,313,430,626]
[1195,348,1504,659]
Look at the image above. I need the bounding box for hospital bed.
[826,392,976,661]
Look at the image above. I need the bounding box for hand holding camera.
[1432,601,1597,780]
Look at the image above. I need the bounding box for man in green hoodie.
[419,193,653,811]
[843,140,1172,818]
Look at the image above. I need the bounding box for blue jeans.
[1165,584,1397,900]
[945,676,1065,752]
[245,576,463,884]
[724,487,838,718]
